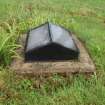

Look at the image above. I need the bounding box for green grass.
[0,0,105,104]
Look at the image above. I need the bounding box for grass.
[0,0,105,104]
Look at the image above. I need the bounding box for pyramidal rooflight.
[25,22,80,61]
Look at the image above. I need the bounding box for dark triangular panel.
[25,43,79,61]
[25,22,79,61]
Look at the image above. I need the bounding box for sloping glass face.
[50,23,78,51]
[25,22,79,61]
[26,24,50,52]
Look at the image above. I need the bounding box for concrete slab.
[11,34,95,76]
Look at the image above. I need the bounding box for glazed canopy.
[25,22,79,61]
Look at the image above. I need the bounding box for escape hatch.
[25,22,80,61]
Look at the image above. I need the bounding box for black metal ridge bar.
[48,22,53,42]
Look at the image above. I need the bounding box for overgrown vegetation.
[0,0,105,104]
